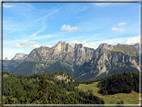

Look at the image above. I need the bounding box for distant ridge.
[4,57,9,60]
[5,41,139,81]
[11,53,28,60]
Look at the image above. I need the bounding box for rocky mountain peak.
[58,40,63,44]
[53,41,74,53]
[74,43,83,49]
[131,43,140,51]
[12,53,28,60]
[4,57,9,60]
[99,43,114,50]
[74,43,85,61]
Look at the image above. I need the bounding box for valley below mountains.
[3,41,140,81]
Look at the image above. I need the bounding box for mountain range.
[3,41,140,81]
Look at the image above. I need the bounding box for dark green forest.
[97,72,139,95]
[2,71,139,104]
[2,71,104,104]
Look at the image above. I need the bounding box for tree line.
[97,72,139,95]
[2,71,104,104]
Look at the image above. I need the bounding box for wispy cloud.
[7,29,18,34]
[6,29,25,35]
[12,40,41,48]
[112,28,125,31]
[11,37,17,39]
[86,29,91,31]
[3,43,9,46]
[12,44,27,48]
[88,34,99,40]
[34,8,60,23]
[94,3,110,7]
[33,34,55,40]
[125,35,140,45]
[4,35,9,39]
[27,4,39,11]
[119,22,126,26]
[30,24,47,37]
[3,4,13,8]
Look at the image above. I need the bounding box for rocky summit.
[12,53,28,60]
[7,41,140,81]
[4,57,9,60]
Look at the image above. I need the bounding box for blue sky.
[3,3,140,59]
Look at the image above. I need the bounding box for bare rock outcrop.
[12,53,28,60]
[4,57,9,60]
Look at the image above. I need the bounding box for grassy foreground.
[77,81,139,104]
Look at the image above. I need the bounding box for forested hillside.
[98,72,139,95]
[3,60,23,72]
[2,71,140,104]
[2,71,104,104]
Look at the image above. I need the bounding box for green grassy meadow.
[77,81,139,104]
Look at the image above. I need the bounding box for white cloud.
[3,4,13,8]
[30,44,40,48]
[61,25,79,32]
[28,41,39,45]
[20,40,29,45]
[112,28,118,31]
[112,28,124,31]
[21,40,40,47]
[119,22,125,26]
[12,44,27,48]
[70,40,99,49]
[12,40,40,48]
[20,40,38,45]
[125,35,140,45]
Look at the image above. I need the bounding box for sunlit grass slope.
[77,81,139,104]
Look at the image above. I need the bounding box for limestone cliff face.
[89,43,140,77]
[99,43,115,50]
[131,43,140,51]
[52,41,74,53]
[24,41,139,79]
[74,44,85,65]
[12,53,28,60]
[25,41,94,65]
[93,52,139,77]
[51,41,74,62]
[74,44,94,65]
[25,46,52,62]
[4,57,9,60]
